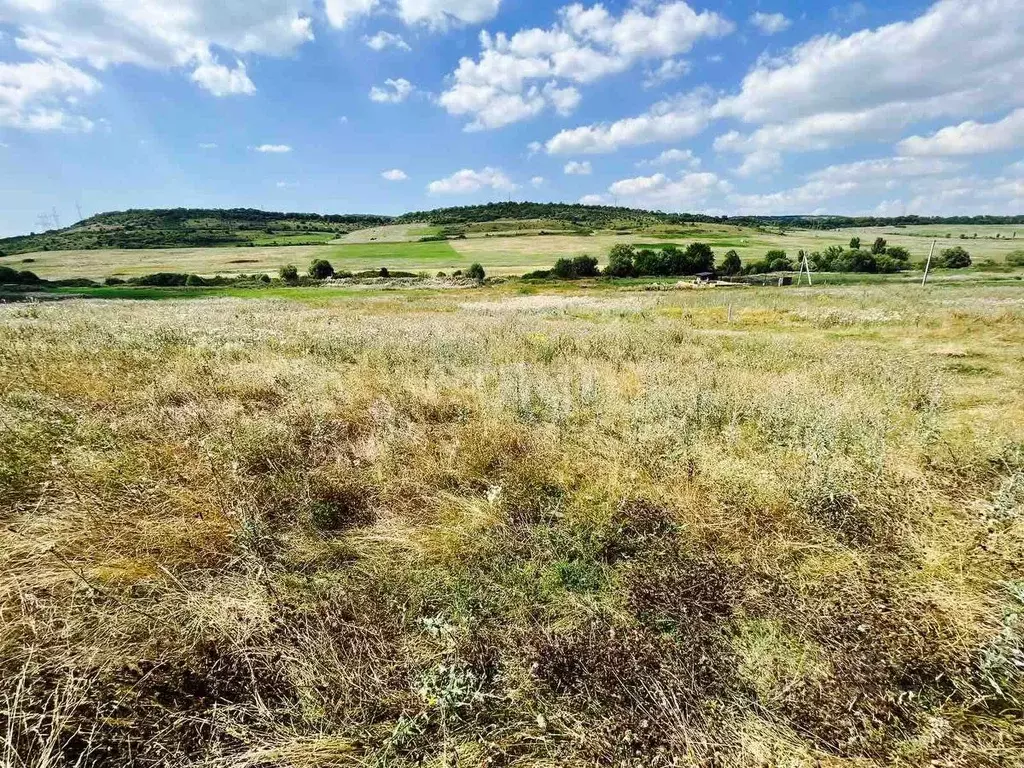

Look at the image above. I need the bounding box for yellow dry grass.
[1,281,1023,766]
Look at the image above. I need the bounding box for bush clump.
[744,250,793,274]
[604,244,636,277]
[720,250,742,276]
[466,263,486,281]
[0,266,42,284]
[130,272,189,286]
[279,264,299,282]
[603,242,715,278]
[308,259,335,279]
[805,244,911,274]
[938,246,971,268]
[552,255,599,279]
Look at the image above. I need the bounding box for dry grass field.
[2,281,1023,766]
[11,224,1024,281]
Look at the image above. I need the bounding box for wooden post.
[728,303,733,323]
[922,239,936,286]
[801,251,813,286]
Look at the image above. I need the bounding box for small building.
[694,270,717,284]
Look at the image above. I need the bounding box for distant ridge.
[2,203,1022,256]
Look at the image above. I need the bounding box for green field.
[8,223,1024,281]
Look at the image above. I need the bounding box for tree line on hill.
[4,204,1022,257]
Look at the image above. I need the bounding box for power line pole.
[799,251,813,286]
[51,207,61,230]
[75,202,84,223]
[35,213,51,231]
[921,239,937,286]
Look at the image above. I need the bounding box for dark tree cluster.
[602,243,715,278]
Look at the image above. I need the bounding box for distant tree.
[832,249,876,273]
[466,263,486,280]
[308,259,334,279]
[185,274,208,286]
[720,250,742,276]
[871,237,887,254]
[633,249,668,276]
[762,250,792,271]
[553,255,599,278]
[604,244,636,277]
[279,264,299,282]
[681,242,715,273]
[938,246,971,268]
[849,237,861,249]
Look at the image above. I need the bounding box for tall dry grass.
[1,283,1022,766]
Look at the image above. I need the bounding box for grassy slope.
[2,282,1023,766]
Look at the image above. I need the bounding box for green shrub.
[604,244,635,277]
[633,248,667,276]
[279,264,299,282]
[871,237,887,255]
[874,255,907,273]
[185,274,208,286]
[680,242,715,273]
[132,272,189,286]
[104,277,126,286]
[939,246,971,269]
[849,237,861,249]
[553,255,599,279]
[885,246,911,262]
[466,263,485,281]
[308,259,334,279]
[720,250,742,276]
[1005,251,1024,266]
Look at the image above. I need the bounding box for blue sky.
[0,0,1022,236]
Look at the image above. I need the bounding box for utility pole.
[75,202,84,223]
[799,251,813,286]
[921,239,937,286]
[35,213,51,231]
[51,207,61,230]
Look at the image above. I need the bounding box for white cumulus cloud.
[638,148,701,168]
[750,12,791,35]
[0,58,99,131]
[0,0,314,104]
[190,58,255,96]
[398,0,502,28]
[370,77,414,103]
[714,0,1024,159]
[382,168,409,180]
[427,166,516,194]
[898,108,1024,156]
[607,171,730,210]
[438,1,732,131]
[325,0,379,28]
[563,160,592,175]
[364,31,412,51]
[546,90,711,154]
[254,144,292,153]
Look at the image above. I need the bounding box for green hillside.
[0,208,393,256]
[3,204,1023,258]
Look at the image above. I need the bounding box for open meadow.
[11,223,1024,281]
[2,280,1023,766]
